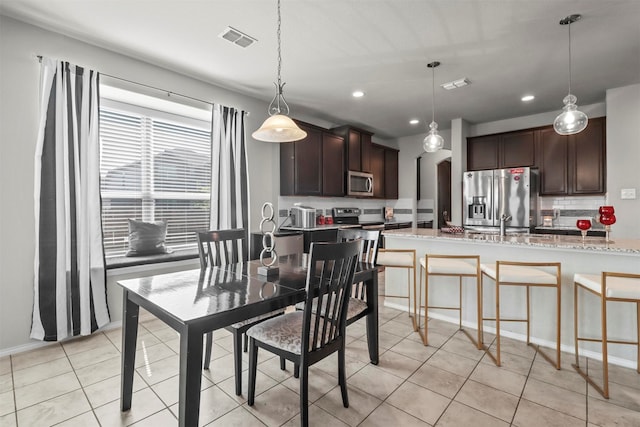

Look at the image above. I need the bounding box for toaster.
[291,205,316,228]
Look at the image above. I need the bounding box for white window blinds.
[99,95,212,257]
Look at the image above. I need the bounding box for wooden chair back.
[336,228,380,301]
[302,240,360,356]
[196,229,246,269]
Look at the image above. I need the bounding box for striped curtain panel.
[32,58,110,341]
[210,105,249,260]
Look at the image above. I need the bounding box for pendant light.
[423,61,444,153]
[553,14,588,136]
[252,0,307,143]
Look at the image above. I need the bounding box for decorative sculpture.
[257,202,279,277]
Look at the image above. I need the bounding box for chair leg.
[233,330,243,396]
[424,265,429,346]
[495,279,502,367]
[602,294,610,398]
[299,364,309,427]
[476,273,483,349]
[247,338,258,406]
[556,281,561,370]
[574,282,580,367]
[637,302,640,374]
[294,363,300,378]
[338,347,349,408]
[526,286,531,344]
[203,332,213,370]
[458,276,463,329]
[243,332,248,352]
[280,356,286,371]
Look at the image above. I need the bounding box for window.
[99,87,212,257]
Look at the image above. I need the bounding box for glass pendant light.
[553,14,588,136]
[423,61,444,153]
[252,0,307,143]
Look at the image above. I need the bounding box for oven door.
[347,171,374,197]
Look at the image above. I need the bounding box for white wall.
[606,84,640,240]
[0,16,287,352]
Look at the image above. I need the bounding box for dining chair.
[246,240,361,427]
[197,229,284,396]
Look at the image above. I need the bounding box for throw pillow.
[126,219,171,256]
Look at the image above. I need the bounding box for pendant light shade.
[252,0,306,143]
[252,114,308,142]
[423,61,444,153]
[553,14,588,136]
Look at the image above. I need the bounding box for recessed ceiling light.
[409,119,420,125]
[521,94,535,102]
[218,26,257,48]
[440,78,470,90]
[352,90,365,98]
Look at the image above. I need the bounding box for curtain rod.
[36,55,250,115]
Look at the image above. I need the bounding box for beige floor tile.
[587,379,640,412]
[470,362,527,396]
[61,332,112,355]
[12,355,72,389]
[169,385,239,426]
[200,353,237,385]
[386,381,450,425]
[315,384,382,427]
[522,377,587,420]
[151,374,213,407]
[281,404,349,427]
[136,354,179,386]
[243,384,301,427]
[380,318,416,338]
[10,344,65,371]
[346,322,367,339]
[374,330,404,350]
[529,356,587,395]
[0,373,12,394]
[0,412,16,427]
[345,339,374,363]
[0,357,11,376]
[480,348,534,376]
[0,390,15,416]
[311,352,367,380]
[512,399,585,427]
[359,402,429,426]
[148,324,180,342]
[455,379,519,422]
[135,342,178,368]
[14,371,80,410]
[206,406,265,426]
[130,408,177,426]
[347,364,404,400]
[489,336,538,360]
[67,342,120,370]
[74,354,121,387]
[105,327,161,352]
[256,356,295,383]
[94,387,165,427]
[16,389,91,426]
[440,334,485,361]
[426,349,478,378]
[281,367,342,403]
[587,396,640,427]
[437,400,509,427]
[218,368,278,403]
[388,337,436,362]
[84,372,147,408]
[55,410,100,426]
[420,329,451,348]
[408,364,466,399]
[376,349,423,379]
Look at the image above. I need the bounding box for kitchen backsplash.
[539,195,607,228]
[278,196,429,224]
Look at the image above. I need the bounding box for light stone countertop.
[382,228,640,254]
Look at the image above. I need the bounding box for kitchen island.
[383,228,640,367]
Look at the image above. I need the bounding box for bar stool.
[377,248,417,331]
[573,272,640,398]
[418,255,482,348]
[481,261,561,369]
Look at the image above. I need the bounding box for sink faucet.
[499,214,512,237]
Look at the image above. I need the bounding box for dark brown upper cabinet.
[280,121,345,197]
[467,129,535,171]
[332,126,373,173]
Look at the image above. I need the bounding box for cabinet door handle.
[366,177,373,192]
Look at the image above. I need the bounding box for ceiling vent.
[440,78,471,90]
[219,26,257,48]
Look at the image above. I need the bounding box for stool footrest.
[577,336,639,345]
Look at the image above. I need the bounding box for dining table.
[117,253,379,427]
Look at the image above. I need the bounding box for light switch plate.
[621,188,636,199]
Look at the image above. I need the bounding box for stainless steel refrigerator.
[462,167,538,232]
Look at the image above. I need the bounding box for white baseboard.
[382,300,637,370]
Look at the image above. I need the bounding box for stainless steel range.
[332,207,385,230]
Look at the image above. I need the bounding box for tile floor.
[1,272,640,426]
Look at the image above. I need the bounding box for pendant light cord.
[568,21,572,95]
[431,65,436,123]
[277,0,282,88]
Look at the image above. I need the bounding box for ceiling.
[2,0,639,139]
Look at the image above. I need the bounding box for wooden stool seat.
[377,248,417,331]
[418,255,482,349]
[481,261,562,369]
[573,272,640,399]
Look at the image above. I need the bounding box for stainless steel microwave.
[347,170,374,197]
